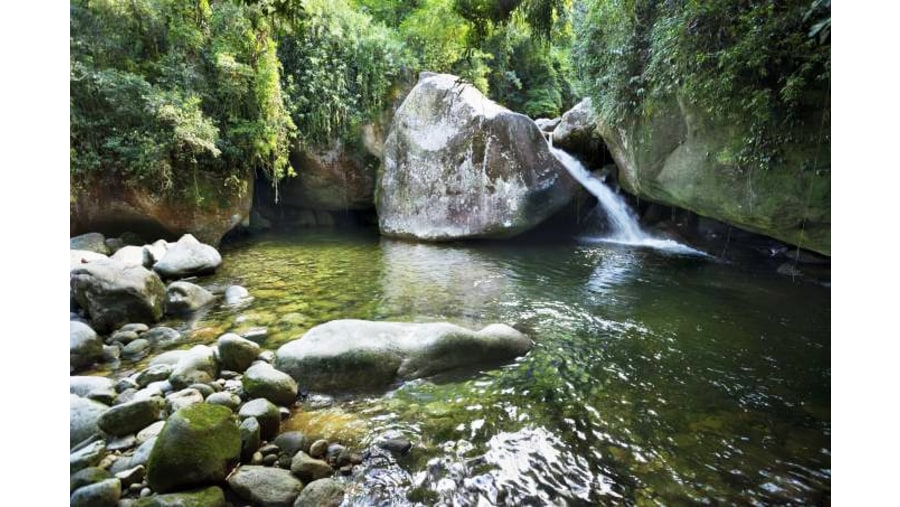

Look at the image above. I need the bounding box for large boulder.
[146,404,241,493]
[164,281,215,315]
[377,73,577,240]
[71,321,104,371]
[275,320,533,391]
[70,173,253,246]
[153,234,222,279]
[592,96,831,255]
[70,260,166,333]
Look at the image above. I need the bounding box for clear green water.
[168,231,830,505]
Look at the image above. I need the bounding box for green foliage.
[279,0,410,148]
[70,0,295,199]
[574,0,831,170]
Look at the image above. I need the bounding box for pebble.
[120,323,149,333]
[122,339,150,358]
[111,330,139,345]
[309,439,329,459]
[262,454,278,467]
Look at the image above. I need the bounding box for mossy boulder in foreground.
[146,404,240,493]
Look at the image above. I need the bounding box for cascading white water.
[548,144,707,255]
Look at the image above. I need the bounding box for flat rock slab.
[275,319,532,391]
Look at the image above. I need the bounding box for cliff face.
[70,172,254,246]
[555,97,830,256]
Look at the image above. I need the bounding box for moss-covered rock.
[589,96,830,255]
[132,486,225,507]
[146,404,241,493]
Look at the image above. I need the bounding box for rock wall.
[555,98,830,256]
[71,173,253,246]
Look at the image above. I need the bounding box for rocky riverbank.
[70,231,532,506]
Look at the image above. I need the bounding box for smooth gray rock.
[224,285,251,306]
[240,417,261,462]
[111,436,157,475]
[378,73,577,240]
[136,364,174,388]
[136,421,166,444]
[111,245,147,268]
[243,363,298,406]
[70,478,120,507]
[168,345,217,390]
[71,321,104,371]
[165,388,204,413]
[144,327,183,349]
[122,338,151,358]
[71,233,110,255]
[146,404,240,493]
[165,281,215,315]
[142,240,169,269]
[275,320,533,391]
[71,440,107,473]
[293,478,344,507]
[205,392,241,411]
[274,432,309,458]
[153,234,222,279]
[71,394,109,448]
[110,329,140,345]
[121,323,150,333]
[131,486,225,507]
[71,467,112,493]
[70,260,166,333]
[98,397,163,437]
[228,466,304,507]
[71,376,116,405]
[551,98,595,149]
[238,399,280,441]
[71,249,109,269]
[289,451,332,482]
[216,333,260,373]
[115,465,146,489]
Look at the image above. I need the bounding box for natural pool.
[114,230,831,505]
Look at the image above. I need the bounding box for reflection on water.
[116,231,830,505]
[379,240,514,326]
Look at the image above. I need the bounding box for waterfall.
[548,144,707,255]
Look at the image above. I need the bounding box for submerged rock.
[164,281,215,315]
[153,234,222,279]
[378,72,577,241]
[70,260,166,333]
[146,404,240,493]
[275,319,533,391]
